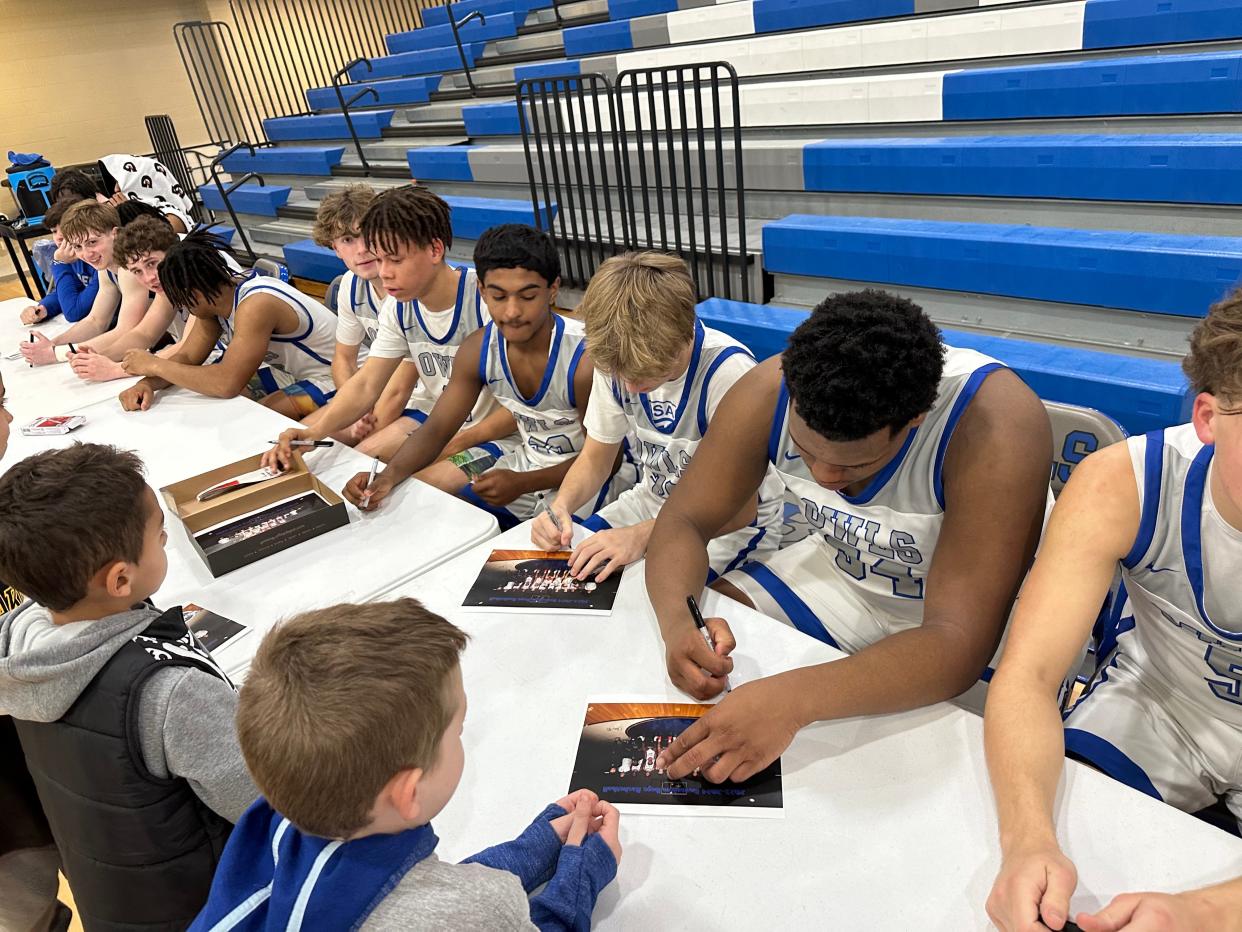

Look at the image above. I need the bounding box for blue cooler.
[5,153,54,224]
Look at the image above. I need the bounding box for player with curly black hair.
[644,288,1052,787]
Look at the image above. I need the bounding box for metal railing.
[449,10,487,97]
[144,115,219,224]
[174,0,445,146]
[518,74,625,290]
[208,143,266,260]
[615,62,749,302]
[332,59,381,175]
[516,64,750,301]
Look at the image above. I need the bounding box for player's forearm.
[645,506,714,641]
[82,328,120,356]
[145,357,246,399]
[331,357,358,391]
[138,374,173,393]
[386,424,454,485]
[462,406,518,446]
[104,325,162,359]
[55,314,107,345]
[302,376,385,437]
[512,457,576,496]
[778,624,996,727]
[984,667,1069,853]
[555,440,619,514]
[1192,876,1242,932]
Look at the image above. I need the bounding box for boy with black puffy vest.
[0,444,258,931]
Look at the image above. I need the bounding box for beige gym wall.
[0,0,213,216]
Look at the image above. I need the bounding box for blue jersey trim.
[411,267,467,346]
[933,362,1004,509]
[499,312,563,406]
[1180,443,1242,641]
[478,323,493,384]
[840,423,919,507]
[458,483,520,531]
[1122,430,1166,569]
[768,379,790,465]
[582,513,612,532]
[256,368,280,396]
[639,318,704,436]
[1064,728,1163,802]
[736,563,839,649]
[696,346,752,437]
[566,337,588,410]
[401,407,430,424]
[722,525,766,576]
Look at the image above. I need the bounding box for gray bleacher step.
[300,177,411,204]
[277,204,318,222]
[520,10,608,33]
[441,63,517,88]
[250,218,315,247]
[770,274,1195,361]
[403,100,473,124]
[364,139,468,161]
[482,30,565,59]
[383,122,469,138]
[432,84,517,102]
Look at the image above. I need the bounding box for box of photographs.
[160,454,348,577]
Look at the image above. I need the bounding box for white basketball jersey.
[218,272,337,393]
[1114,424,1242,724]
[337,270,383,363]
[477,313,587,468]
[770,346,1005,631]
[376,267,495,423]
[610,321,783,526]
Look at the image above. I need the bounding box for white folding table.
[338,521,1242,931]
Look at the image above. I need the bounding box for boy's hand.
[1075,890,1213,932]
[549,789,599,842]
[119,381,157,411]
[20,332,56,366]
[70,346,127,382]
[343,470,394,510]
[531,501,573,550]
[471,468,524,506]
[663,615,735,700]
[53,241,76,263]
[986,841,1079,932]
[349,412,377,442]
[121,349,159,377]
[593,800,622,865]
[569,524,649,581]
[20,304,47,325]
[265,427,316,471]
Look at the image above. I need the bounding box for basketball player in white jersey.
[19,200,155,366]
[646,289,1051,785]
[531,252,781,582]
[67,216,242,381]
[985,294,1242,932]
[311,185,422,454]
[342,224,609,523]
[117,229,338,419]
[266,186,516,483]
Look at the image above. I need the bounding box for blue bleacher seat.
[422,0,551,27]
[462,101,524,135]
[359,44,485,81]
[801,135,1242,205]
[762,215,1242,318]
[943,51,1242,121]
[221,146,346,176]
[264,111,395,142]
[751,0,912,35]
[564,20,635,56]
[696,298,1192,435]
[197,184,292,217]
[1083,0,1242,50]
[443,195,557,239]
[409,147,476,182]
[385,12,518,55]
[607,0,679,20]
[305,76,442,111]
[514,59,583,81]
[282,240,348,282]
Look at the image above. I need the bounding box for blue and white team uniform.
[724,347,1035,709]
[334,270,383,363]
[167,248,243,345]
[220,272,338,406]
[582,320,782,579]
[462,313,627,521]
[369,266,496,426]
[1064,423,1242,823]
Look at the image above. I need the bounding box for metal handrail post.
[449,10,485,97]
[333,58,381,175]
[208,142,261,259]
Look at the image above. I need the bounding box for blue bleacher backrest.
[1043,400,1128,495]
[1083,0,1242,50]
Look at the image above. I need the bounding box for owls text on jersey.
[217,272,337,398]
[336,270,383,362]
[476,312,588,468]
[736,347,1007,640]
[372,266,495,424]
[1096,424,1242,723]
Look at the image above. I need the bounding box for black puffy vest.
[15,607,234,931]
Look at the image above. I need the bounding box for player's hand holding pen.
[343,461,392,511]
[264,428,326,471]
[531,494,573,550]
[661,599,735,700]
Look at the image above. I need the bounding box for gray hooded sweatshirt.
[0,601,258,822]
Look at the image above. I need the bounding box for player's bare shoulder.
[724,355,783,419]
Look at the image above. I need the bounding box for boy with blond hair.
[311,184,422,451]
[985,291,1242,932]
[191,598,622,930]
[532,251,783,581]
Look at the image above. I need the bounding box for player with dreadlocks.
[264,184,517,485]
[118,228,339,419]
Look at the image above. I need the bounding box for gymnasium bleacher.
[202,0,1242,437]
